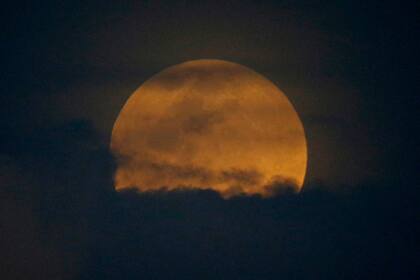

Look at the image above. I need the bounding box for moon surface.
[111,59,307,197]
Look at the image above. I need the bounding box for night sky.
[1,1,418,279]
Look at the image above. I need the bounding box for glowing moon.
[111,59,307,197]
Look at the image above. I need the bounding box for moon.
[111,59,307,197]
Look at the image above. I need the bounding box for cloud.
[220,168,263,186]
[0,120,417,280]
[142,96,228,152]
[115,156,269,196]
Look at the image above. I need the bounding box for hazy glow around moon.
[111,59,307,197]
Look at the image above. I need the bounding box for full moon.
[111,59,307,197]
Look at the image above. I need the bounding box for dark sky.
[1,1,418,279]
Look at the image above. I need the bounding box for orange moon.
[111,59,307,197]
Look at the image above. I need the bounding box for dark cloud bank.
[0,121,418,280]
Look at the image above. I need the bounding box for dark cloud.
[0,121,417,280]
[143,96,228,151]
[1,1,417,279]
[182,110,224,134]
[116,156,268,195]
[220,168,263,186]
